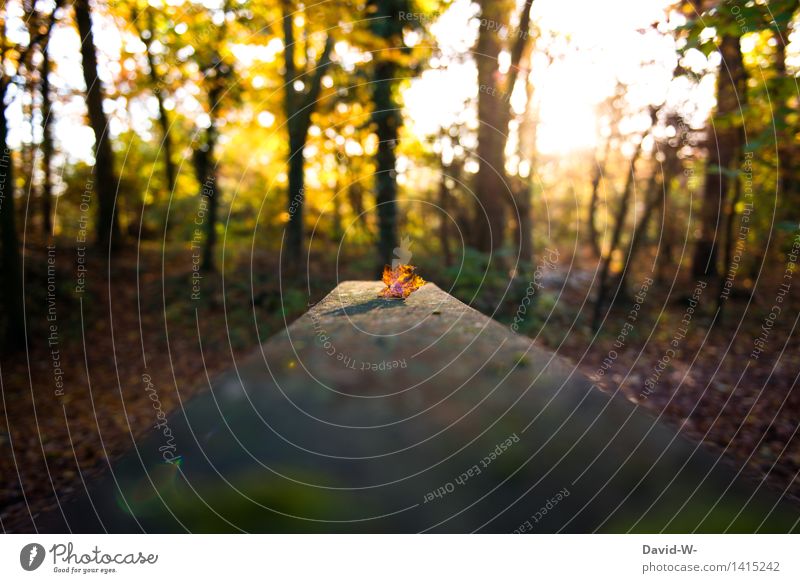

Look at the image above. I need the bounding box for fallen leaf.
[378,264,426,299]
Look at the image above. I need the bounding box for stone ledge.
[40,282,800,533]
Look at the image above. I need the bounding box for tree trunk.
[774,13,799,221]
[372,59,399,268]
[141,10,177,197]
[286,128,306,262]
[473,0,535,255]
[0,96,26,350]
[588,138,612,259]
[592,139,646,331]
[692,34,745,278]
[74,0,121,251]
[438,162,453,267]
[513,183,533,267]
[474,0,512,253]
[618,162,670,294]
[281,2,333,266]
[717,150,744,318]
[193,80,221,272]
[41,39,54,235]
[192,136,218,273]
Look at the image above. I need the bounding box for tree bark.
[692,34,746,278]
[473,0,535,255]
[73,0,121,251]
[474,0,512,253]
[133,8,177,198]
[40,37,54,235]
[591,136,647,331]
[193,80,222,272]
[438,159,453,267]
[774,6,800,220]
[372,59,399,268]
[0,94,26,350]
[192,139,218,273]
[588,138,612,259]
[281,0,333,265]
[618,159,672,295]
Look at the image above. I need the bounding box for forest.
[1,0,800,531]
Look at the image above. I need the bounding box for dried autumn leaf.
[378,264,426,299]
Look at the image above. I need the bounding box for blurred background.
[1,0,799,529]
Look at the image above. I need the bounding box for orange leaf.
[378,264,426,299]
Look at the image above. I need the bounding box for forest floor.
[1,240,798,531]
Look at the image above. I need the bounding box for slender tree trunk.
[592,138,646,331]
[513,183,533,267]
[717,150,744,318]
[40,39,54,235]
[438,162,453,267]
[774,16,799,220]
[0,97,26,350]
[692,34,745,278]
[131,7,177,200]
[514,45,536,268]
[347,178,365,231]
[588,138,612,259]
[332,170,343,242]
[655,182,674,285]
[192,138,219,273]
[618,162,671,294]
[193,81,221,272]
[286,128,306,260]
[74,0,121,251]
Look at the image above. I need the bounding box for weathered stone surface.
[42,282,800,532]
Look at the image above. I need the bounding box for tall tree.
[40,29,55,235]
[131,5,178,198]
[686,1,749,277]
[0,52,25,350]
[185,1,237,272]
[588,83,625,259]
[0,1,60,349]
[366,0,408,268]
[281,0,333,266]
[771,0,800,220]
[73,0,122,251]
[473,0,534,254]
[591,109,657,331]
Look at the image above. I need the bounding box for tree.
[130,5,178,199]
[771,0,800,221]
[1,1,60,349]
[588,82,626,259]
[40,23,56,235]
[281,0,334,267]
[74,0,122,251]
[184,3,237,272]
[366,0,411,268]
[618,113,684,295]
[685,1,750,278]
[591,108,657,331]
[473,0,534,254]
[0,53,25,350]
